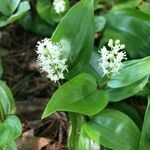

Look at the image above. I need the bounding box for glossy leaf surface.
[111,102,142,129]
[85,109,140,150]
[51,0,95,77]
[108,76,149,101]
[0,115,22,146]
[42,74,108,118]
[108,56,150,88]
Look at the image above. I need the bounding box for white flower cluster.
[53,0,66,14]
[36,38,68,82]
[98,39,127,76]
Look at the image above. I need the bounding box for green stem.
[98,75,109,89]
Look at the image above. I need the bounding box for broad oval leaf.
[51,0,95,78]
[108,56,150,88]
[108,76,149,101]
[42,74,108,118]
[139,95,150,150]
[0,115,22,146]
[85,109,140,150]
[101,8,150,59]
[0,80,16,115]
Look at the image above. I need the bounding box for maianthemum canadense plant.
[0,57,22,150]
[36,0,150,150]
[1,0,149,149]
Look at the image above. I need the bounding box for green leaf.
[85,109,140,150]
[0,102,5,122]
[0,141,17,150]
[36,0,55,25]
[139,95,150,150]
[78,125,101,150]
[95,16,106,32]
[0,57,3,78]
[0,1,30,27]
[18,12,32,30]
[36,0,69,24]
[108,76,149,101]
[68,113,101,150]
[0,0,20,16]
[112,0,140,10]
[0,115,22,146]
[19,13,54,36]
[108,56,150,88]
[51,0,95,78]
[101,8,150,58]
[30,15,54,36]
[111,102,142,129]
[78,51,103,80]
[0,80,16,115]
[139,2,150,15]
[42,74,108,118]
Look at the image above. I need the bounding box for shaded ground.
[1,24,68,150]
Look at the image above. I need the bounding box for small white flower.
[36,38,68,82]
[108,39,113,47]
[115,39,120,45]
[53,0,66,14]
[98,39,127,76]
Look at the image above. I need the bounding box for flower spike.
[98,39,127,76]
[36,38,68,82]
